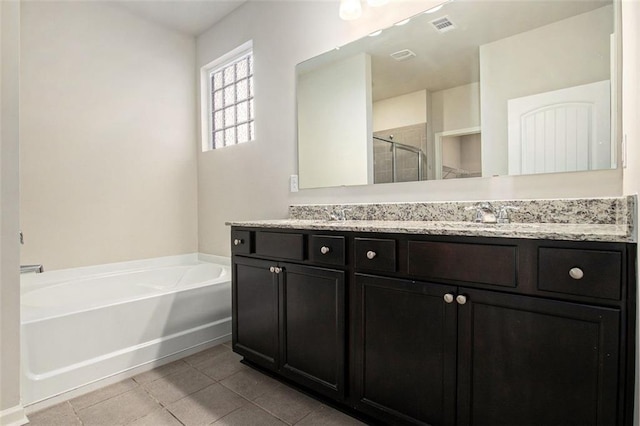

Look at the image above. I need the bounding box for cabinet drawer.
[408,241,517,287]
[255,231,305,260]
[231,230,252,254]
[355,238,396,272]
[538,248,622,300]
[309,235,346,266]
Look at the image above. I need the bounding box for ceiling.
[114,0,248,36]
[298,0,612,101]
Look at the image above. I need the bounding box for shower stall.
[373,136,427,184]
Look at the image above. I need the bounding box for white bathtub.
[21,254,231,406]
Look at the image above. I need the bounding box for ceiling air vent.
[430,16,455,33]
[390,49,416,62]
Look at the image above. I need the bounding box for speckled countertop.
[227,196,637,243]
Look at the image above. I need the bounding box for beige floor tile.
[167,383,246,426]
[220,368,282,401]
[253,384,321,424]
[194,350,247,381]
[296,404,366,426]
[70,378,139,411]
[213,403,287,425]
[183,344,230,367]
[27,401,82,426]
[142,365,215,405]
[128,408,183,426]
[77,387,161,426]
[133,360,191,384]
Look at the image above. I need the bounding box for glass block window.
[204,42,254,150]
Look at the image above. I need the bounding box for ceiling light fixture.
[368,29,383,37]
[424,0,452,14]
[339,0,362,21]
[424,4,444,14]
[395,18,411,26]
[340,0,389,21]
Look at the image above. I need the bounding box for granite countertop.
[225,219,634,243]
[227,196,637,243]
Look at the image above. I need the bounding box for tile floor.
[27,343,366,426]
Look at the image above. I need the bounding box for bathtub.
[21,254,231,406]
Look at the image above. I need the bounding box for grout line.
[246,399,295,425]
[68,379,140,413]
[207,405,246,425]
[294,411,313,425]
[67,400,85,425]
[165,408,187,426]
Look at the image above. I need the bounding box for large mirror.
[296,0,616,189]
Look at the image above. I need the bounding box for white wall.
[298,53,371,188]
[480,6,613,177]
[20,1,198,270]
[0,1,26,424]
[620,1,640,423]
[431,82,480,134]
[373,90,427,132]
[197,1,622,258]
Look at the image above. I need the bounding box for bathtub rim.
[21,253,231,324]
[20,253,232,409]
[21,253,230,287]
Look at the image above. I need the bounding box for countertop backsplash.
[289,196,636,228]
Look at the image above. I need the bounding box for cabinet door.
[232,257,279,370]
[354,274,457,425]
[280,264,346,400]
[457,288,620,426]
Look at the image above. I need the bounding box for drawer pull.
[233,239,243,246]
[320,246,331,255]
[456,295,468,305]
[366,251,377,260]
[443,293,454,304]
[569,267,584,280]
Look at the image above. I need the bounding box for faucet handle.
[324,207,337,221]
[497,205,519,223]
[465,202,496,223]
[464,204,484,222]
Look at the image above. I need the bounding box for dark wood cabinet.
[457,289,621,426]
[232,257,279,370]
[280,264,346,400]
[231,227,635,426]
[232,241,347,400]
[353,274,457,425]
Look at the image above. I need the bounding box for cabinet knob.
[569,267,584,280]
[456,295,468,305]
[233,239,243,246]
[366,250,377,260]
[274,267,282,274]
[320,246,331,255]
[443,293,455,304]
[269,266,275,273]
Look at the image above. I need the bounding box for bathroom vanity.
[228,198,636,426]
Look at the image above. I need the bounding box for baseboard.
[0,404,28,426]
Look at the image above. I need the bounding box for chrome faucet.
[325,207,351,221]
[497,205,519,224]
[465,202,497,223]
[465,203,520,224]
[21,264,44,274]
